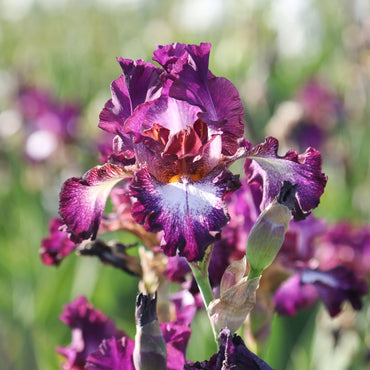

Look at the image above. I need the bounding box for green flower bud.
[246,181,297,278]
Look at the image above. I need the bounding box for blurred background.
[0,0,369,369]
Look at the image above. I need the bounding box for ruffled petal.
[59,164,134,242]
[153,43,244,154]
[125,95,202,138]
[40,217,77,266]
[85,337,135,370]
[99,59,162,136]
[245,136,327,219]
[130,167,240,261]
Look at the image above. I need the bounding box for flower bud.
[133,292,167,370]
[246,181,297,278]
[208,257,261,334]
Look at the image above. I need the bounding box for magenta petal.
[99,59,162,136]
[130,167,240,261]
[57,296,125,369]
[153,43,244,154]
[160,322,191,370]
[170,290,197,326]
[85,337,135,370]
[202,76,245,155]
[59,164,133,242]
[274,274,318,316]
[40,217,76,266]
[245,136,327,219]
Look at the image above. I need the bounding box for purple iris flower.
[59,43,327,262]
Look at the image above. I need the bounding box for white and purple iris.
[59,43,327,262]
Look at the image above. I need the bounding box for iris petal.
[130,167,240,261]
[245,136,327,219]
[59,164,134,242]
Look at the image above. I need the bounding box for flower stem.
[188,245,220,348]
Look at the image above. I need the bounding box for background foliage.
[0,0,369,369]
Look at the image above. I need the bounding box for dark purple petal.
[245,136,327,219]
[57,296,125,369]
[160,322,191,370]
[274,274,318,316]
[185,327,273,370]
[59,164,134,243]
[40,217,76,266]
[99,59,162,136]
[279,215,327,266]
[300,266,368,317]
[85,337,135,370]
[315,222,370,277]
[130,166,240,261]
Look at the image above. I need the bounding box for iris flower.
[59,43,327,262]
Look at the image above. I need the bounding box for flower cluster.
[40,42,348,368]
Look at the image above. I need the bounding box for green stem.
[189,261,215,308]
[188,246,220,348]
[247,267,263,280]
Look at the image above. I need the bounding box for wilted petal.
[274,274,318,316]
[130,167,240,261]
[85,337,135,370]
[57,296,125,369]
[40,217,76,266]
[245,136,327,219]
[59,164,134,243]
[300,266,368,317]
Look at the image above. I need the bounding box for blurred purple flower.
[57,296,125,370]
[274,274,318,316]
[300,266,368,317]
[40,217,76,266]
[59,295,192,370]
[17,86,81,162]
[316,222,370,278]
[85,337,135,370]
